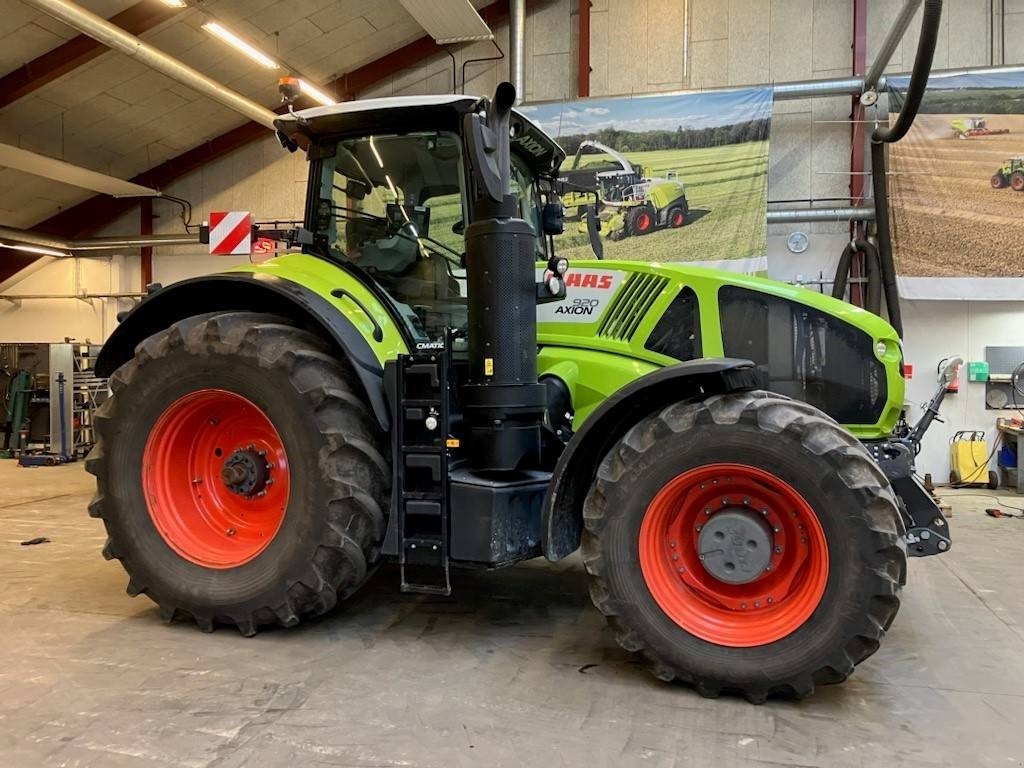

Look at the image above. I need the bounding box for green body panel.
[536,260,904,439]
[226,253,902,441]
[229,252,409,363]
[646,181,687,211]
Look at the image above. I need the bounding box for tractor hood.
[536,260,904,440]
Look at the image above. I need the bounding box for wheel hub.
[697,509,773,584]
[221,447,271,497]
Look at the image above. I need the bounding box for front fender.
[96,264,407,429]
[541,358,759,560]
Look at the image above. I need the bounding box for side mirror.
[542,200,564,235]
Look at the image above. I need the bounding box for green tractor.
[88,82,949,702]
[562,140,688,238]
[991,156,1024,191]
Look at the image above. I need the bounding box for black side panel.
[541,358,759,561]
[95,273,390,429]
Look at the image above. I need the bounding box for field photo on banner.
[888,69,1024,278]
[523,88,772,273]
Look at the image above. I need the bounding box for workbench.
[997,419,1023,493]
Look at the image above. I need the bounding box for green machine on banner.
[523,87,772,273]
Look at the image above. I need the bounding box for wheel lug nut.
[773,527,780,533]
[672,553,679,561]
[774,545,783,553]
[678,567,685,573]
[695,525,702,532]
[753,601,760,608]
[764,564,771,571]
[192,477,202,485]
[767,597,774,604]
[743,497,750,506]
[740,603,747,609]
[670,541,677,548]
[226,528,236,536]
[698,554,705,560]
[721,497,730,505]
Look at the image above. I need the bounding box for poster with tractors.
[522,87,772,273]
[887,70,1024,277]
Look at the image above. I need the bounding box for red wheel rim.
[142,389,290,568]
[638,463,828,647]
[671,210,685,227]
[636,212,652,231]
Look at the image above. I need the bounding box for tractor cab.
[275,95,565,346]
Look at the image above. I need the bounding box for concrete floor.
[3,463,1024,767]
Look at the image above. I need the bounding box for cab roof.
[274,94,565,177]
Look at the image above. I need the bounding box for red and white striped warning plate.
[208,211,252,255]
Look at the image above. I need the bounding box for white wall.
[902,300,1023,483]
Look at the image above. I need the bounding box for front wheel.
[87,312,390,635]
[581,392,905,702]
[992,173,1008,189]
[625,205,656,236]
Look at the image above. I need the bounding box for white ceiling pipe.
[509,0,525,102]
[22,0,278,130]
[0,226,200,254]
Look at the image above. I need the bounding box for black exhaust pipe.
[462,83,548,471]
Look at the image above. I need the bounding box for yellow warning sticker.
[446,438,461,448]
[484,358,494,376]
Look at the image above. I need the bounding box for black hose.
[832,239,882,316]
[862,239,882,316]
[870,142,903,336]
[870,0,944,339]
[831,243,853,301]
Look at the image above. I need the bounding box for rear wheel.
[667,205,686,228]
[992,173,1007,189]
[581,392,905,702]
[1011,171,1024,191]
[87,312,389,635]
[988,470,1000,490]
[626,205,656,236]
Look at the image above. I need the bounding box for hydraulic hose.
[832,240,882,316]
[870,0,944,338]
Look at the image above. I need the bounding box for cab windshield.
[313,130,544,343]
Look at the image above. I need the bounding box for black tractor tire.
[988,470,1000,490]
[666,205,686,229]
[581,391,906,702]
[625,204,656,236]
[87,311,389,635]
[991,173,1008,189]
[949,470,960,485]
[1012,171,1024,192]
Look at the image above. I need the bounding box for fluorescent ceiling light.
[202,21,279,69]
[369,136,383,167]
[159,0,187,7]
[2,243,71,258]
[298,79,337,106]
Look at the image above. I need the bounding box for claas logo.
[565,272,614,289]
